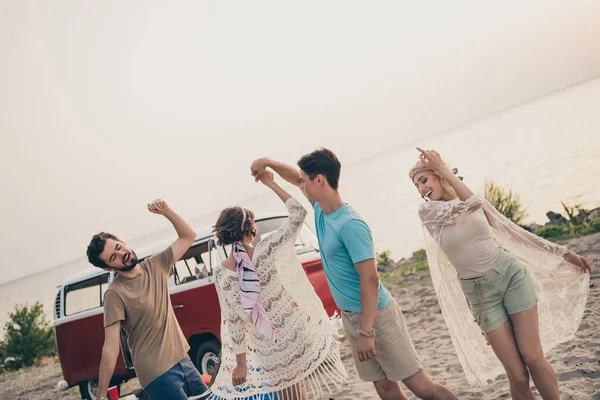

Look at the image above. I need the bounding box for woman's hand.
[258,170,276,187]
[250,157,270,182]
[232,363,248,386]
[416,147,475,201]
[564,250,593,274]
[258,169,292,203]
[417,148,451,174]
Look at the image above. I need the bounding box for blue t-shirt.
[312,201,392,312]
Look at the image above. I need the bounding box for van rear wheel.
[79,379,120,400]
[193,339,221,377]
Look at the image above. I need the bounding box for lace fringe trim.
[190,340,347,400]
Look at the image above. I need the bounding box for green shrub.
[589,218,600,233]
[535,218,600,240]
[412,249,427,264]
[380,270,404,285]
[0,302,56,371]
[535,225,569,240]
[376,250,392,267]
[379,254,429,285]
[561,201,587,226]
[484,180,528,225]
[408,261,429,273]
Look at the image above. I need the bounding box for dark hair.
[297,147,341,190]
[212,207,256,246]
[87,232,123,268]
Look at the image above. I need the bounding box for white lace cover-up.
[199,197,347,399]
[419,194,589,387]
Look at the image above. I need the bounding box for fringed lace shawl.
[419,194,589,387]
[197,197,347,399]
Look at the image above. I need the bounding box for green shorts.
[460,249,537,333]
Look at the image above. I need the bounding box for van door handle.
[173,305,184,309]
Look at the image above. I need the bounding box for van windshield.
[252,217,319,255]
[166,218,319,286]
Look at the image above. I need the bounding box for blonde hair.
[408,160,457,200]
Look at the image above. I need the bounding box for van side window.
[64,274,109,316]
[169,240,220,286]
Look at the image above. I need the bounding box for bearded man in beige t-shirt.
[86,199,208,400]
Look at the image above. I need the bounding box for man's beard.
[116,251,138,272]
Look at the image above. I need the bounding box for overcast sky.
[1,0,600,284]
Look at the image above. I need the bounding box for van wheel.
[79,380,120,400]
[193,339,221,376]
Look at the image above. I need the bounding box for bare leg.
[510,306,559,400]
[373,378,409,400]
[485,320,535,400]
[402,369,458,400]
[277,383,307,400]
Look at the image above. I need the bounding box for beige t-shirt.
[103,246,189,388]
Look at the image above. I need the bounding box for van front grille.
[54,290,61,320]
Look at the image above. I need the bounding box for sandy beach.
[333,231,600,400]
[1,233,598,400]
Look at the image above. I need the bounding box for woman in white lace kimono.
[409,148,591,400]
[205,170,346,400]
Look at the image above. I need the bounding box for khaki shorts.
[460,249,538,333]
[342,300,423,382]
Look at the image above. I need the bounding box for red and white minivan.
[53,211,337,400]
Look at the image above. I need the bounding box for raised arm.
[251,157,302,187]
[257,170,292,203]
[417,148,474,201]
[253,172,307,265]
[147,199,196,262]
[258,170,308,235]
[254,196,308,266]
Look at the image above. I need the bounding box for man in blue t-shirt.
[251,149,457,400]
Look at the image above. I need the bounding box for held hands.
[232,363,248,386]
[417,148,451,174]
[250,158,270,182]
[257,170,276,187]
[147,199,171,215]
[356,334,376,362]
[564,250,593,274]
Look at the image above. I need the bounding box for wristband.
[358,327,376,338]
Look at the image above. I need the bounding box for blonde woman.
[409,148,591,400]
